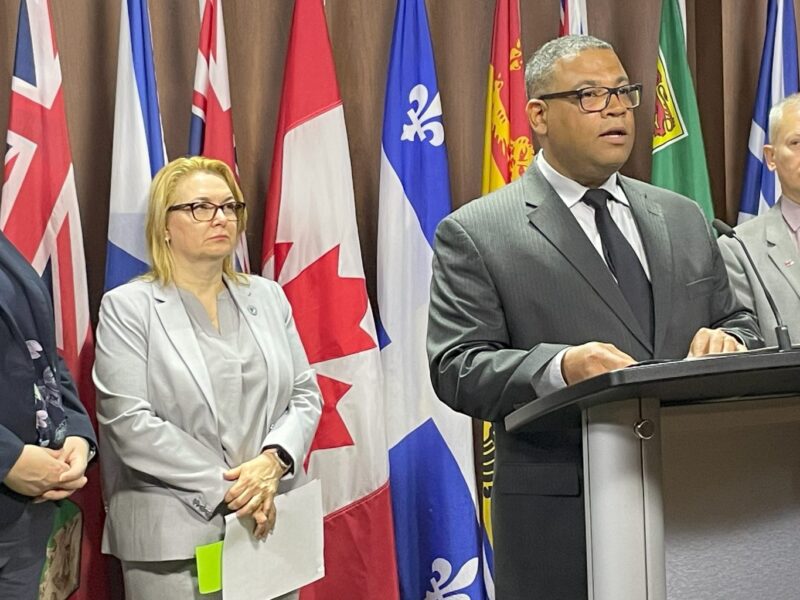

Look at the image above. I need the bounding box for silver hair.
[524,35,614,99]
[768,93,800,141]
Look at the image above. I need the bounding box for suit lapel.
[623,178,671,355]
[523,167,653,351]
[153,283,219,422]
[765,203,800,300]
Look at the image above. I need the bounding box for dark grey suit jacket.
[427,164,762,600]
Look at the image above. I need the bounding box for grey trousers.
[121,559,298,600]
[121,559,220,600]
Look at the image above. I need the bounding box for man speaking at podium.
[427,35,763,600]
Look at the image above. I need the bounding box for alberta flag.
[651,0,714,220]
[105,0,166,290]
[738,0,799,221]
[378,0,485,598]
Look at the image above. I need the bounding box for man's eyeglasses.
[536,83,643,113]
[167,201,246,222]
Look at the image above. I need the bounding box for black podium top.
[505,348,800,433]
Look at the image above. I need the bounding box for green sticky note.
[195,540,223,594]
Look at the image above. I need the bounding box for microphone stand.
[713,219,793,352]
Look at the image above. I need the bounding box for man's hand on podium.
[562,341,637,385]
[686,327,746,358]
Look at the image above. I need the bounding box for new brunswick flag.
[652,0,714,219]
[480,0,531,594]
[482,0,532,195]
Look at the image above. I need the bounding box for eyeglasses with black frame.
[167,201,246,222]
[536,83,643,113]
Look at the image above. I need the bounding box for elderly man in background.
[719,93,800,346]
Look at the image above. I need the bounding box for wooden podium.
[505,349,800,600]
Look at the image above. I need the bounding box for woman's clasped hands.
[223,451,288,539]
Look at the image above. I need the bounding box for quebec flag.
[738,0,799,221]
[377,0,486,598]
[105,0,166,289]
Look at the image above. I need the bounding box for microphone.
[712,218,793,351]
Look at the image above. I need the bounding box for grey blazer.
[718,199,800,346]
[427,164,762,600]
[93,275,321,561]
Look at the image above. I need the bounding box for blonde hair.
[144,156,248,285]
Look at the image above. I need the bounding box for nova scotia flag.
[738,0,799,222]
[378,0,486,597]
[105,0,166,289]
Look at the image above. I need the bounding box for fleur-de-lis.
[401,84,445,147]
[425,557,479,600]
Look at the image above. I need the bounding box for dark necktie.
[582,188,653,342]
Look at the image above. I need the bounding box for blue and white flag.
[377,0,486,598]
[739,0,799,222]
[105,0,166,290]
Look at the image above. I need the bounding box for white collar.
[536,151,627,208]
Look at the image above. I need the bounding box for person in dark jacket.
[0,229,96,600]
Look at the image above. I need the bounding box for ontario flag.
[261,0,399,598]
[1,1,110,598]
[190,0,250,272]
[480,1,531,595]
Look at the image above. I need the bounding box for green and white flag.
[652,0,714,220]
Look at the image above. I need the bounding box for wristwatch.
[263,445,293,474]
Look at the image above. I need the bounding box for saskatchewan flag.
[652,0,714,220]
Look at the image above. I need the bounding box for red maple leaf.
[305,374,355,469]
[281,244,376,364]
[277,243,375,463]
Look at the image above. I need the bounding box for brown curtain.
[0,0,793,318]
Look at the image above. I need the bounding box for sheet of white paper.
[222,479,324,600]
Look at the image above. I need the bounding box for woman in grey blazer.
[93,157,322,600]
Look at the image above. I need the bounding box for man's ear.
[763,145,777,172]
[526,99,547,137]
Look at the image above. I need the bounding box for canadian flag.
[261,0,399,597]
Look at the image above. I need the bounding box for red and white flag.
[1,0,110,598]
[261,0,399,597]
[559,0,589,35]
[190,0,250,272]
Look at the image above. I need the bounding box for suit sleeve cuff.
[531,347,570,397]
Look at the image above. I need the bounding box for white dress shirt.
[533,152,651,395]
